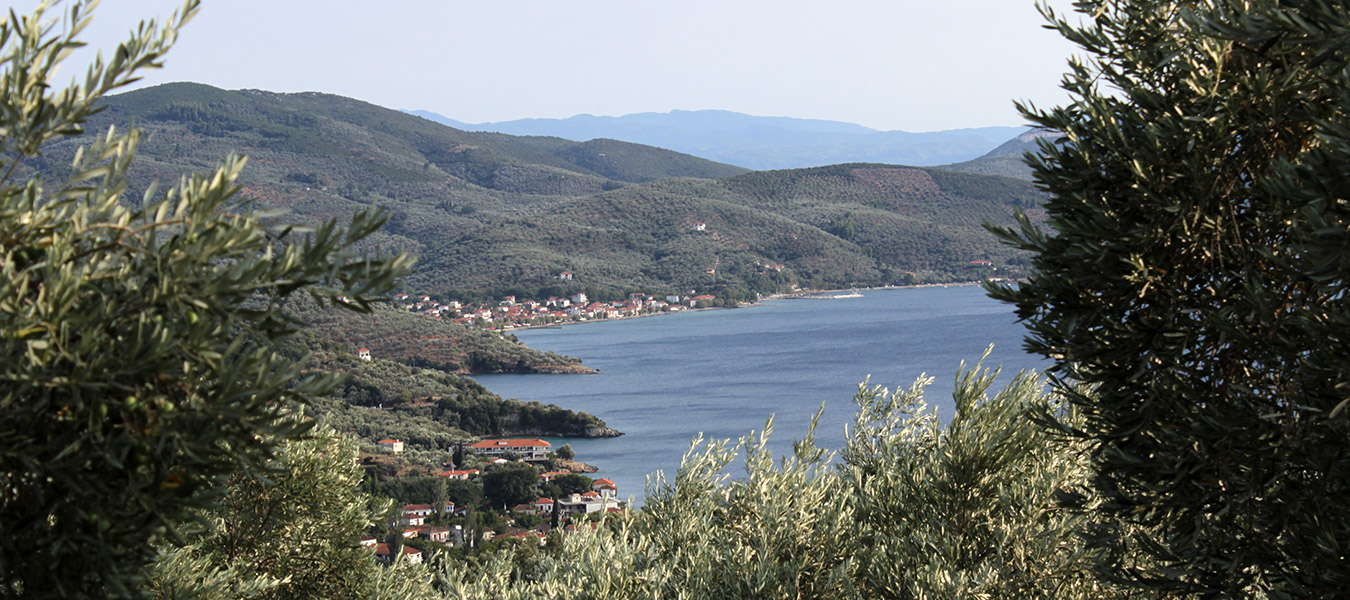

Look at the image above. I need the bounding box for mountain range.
[407,109,1027,171]
[39,83,1043,302]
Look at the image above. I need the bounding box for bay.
[473,285,1048,505]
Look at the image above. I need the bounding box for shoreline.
[504,280,991,334]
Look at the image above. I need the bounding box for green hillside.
[287,297,592,375]
[44,83,1043,301]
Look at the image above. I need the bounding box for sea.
[472,284,1049,506]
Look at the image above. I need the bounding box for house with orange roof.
[531,497,554,514]
[402,503,434,518]
[591,478,618,498]
[470,438,552,461]
[556,491,620,515]
[373,543,422,565]
[438,469,480,479]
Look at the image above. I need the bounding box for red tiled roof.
[593,478,616,486]
[533,498,554,504]
[378,439,401,444]
[470,438,551,449]
[438,469,480,477]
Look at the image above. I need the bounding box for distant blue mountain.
[404,108,1026,170]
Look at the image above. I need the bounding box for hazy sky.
[10,0,1082,132]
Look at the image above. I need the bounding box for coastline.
[472,283,1039,505]
[504,280,991,334]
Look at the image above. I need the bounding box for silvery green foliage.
[989,0,1350,594]
[0,2,411,597]
[146,425,407,600]
[425,363,1128,599]
[842,366,1117,599]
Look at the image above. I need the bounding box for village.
[392,285,720,330]
[363,437,623,564]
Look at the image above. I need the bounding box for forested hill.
[41,82,1044,301]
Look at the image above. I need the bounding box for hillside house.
[402,502,452,519]
[438,469,480,479]
[592,478,618,498]
[556,491,620,515]
[470,438,552,461]
[377,439,404,454]
[358,348,371,361]
[374,544,422,565]
[559,271,573,280]
[406,525,453,543]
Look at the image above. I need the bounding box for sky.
[8,0,1082,132]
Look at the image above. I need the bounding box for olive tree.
[145,425,406,600]
[434,364,1126,599]
[0,1,411,597]
[989,0,1350,595]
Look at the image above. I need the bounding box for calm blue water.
[473,285,1047,505]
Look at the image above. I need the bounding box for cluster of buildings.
[511,478,621,517]
[362,502,461,565]
[366,471,623,564]
[392,291,719,329]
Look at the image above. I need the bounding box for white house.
[377,439,404,454]
[591,478,618,498]
[556,491,620,515]
[439,469,480,480]
[470,438,552,461]
[374,543,422,565]
[402,504,434,518]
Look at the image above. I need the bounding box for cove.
[473,285,1048,505]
